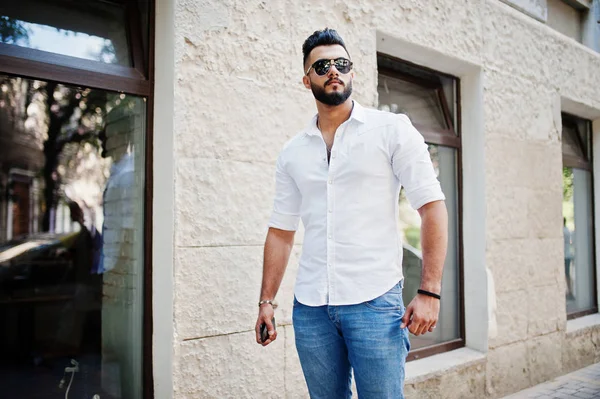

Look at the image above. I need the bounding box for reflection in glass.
[0,75,145,398]
[563,167,595,314]
[0,1,130,66]
[378,74,447,129]
[399,145,460,350]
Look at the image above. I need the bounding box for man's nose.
[327,64,340,77]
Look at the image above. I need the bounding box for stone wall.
[169,0,600,397]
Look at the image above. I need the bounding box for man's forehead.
[307,45,349,63]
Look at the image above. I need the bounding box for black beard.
[311,80,353,106]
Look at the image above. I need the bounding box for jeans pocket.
[364,283,404,312]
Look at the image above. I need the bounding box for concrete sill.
[566,313,600,335]
[405,347,486,383]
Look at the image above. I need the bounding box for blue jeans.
[292,281,410,399]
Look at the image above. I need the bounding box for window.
[377,54,463,360]
[547,0,586,42]
[0,0,153,397]
[562,113,597,318]
[546,0,600,51]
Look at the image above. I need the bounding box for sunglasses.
[306,57,353,76]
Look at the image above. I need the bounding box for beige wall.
[161,0,600,398]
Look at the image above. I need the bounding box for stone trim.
[405,347,487,383]
[566,313,600,334]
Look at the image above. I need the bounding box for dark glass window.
[0,71,147,399]
[562,113,597,318]
[377,54,463,360]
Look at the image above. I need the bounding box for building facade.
[0,0,599,398]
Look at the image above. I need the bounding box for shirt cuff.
[268,210,300,231]
[406,184,446,210]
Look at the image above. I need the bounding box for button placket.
[325,121,350,304]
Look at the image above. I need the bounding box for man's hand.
[255,304,277,346]
[400,294,440,336]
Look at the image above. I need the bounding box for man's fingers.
[255,323,262,343]
[261,331,278,347]
[265,317,275,333]
[400,307,413,329]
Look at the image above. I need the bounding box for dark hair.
[302,28,349,67]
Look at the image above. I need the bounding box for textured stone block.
[486,342,530,397]
[487,239,530,293]
[490,290,529,348]
[482,2,553,85]
[562,328,596,373]
[485,137,528,189]
[487,186,530,240]
[526,188,563,239]
[527,332,563,385]
[527,285,563,336]
[483,69,556,142]
[524,142,562,191]
[373,0,484,66]
[176,0,298,85]
[405,360,486,399]
[527,238,563,289]
[175,158,274,247]
[175,331,285,398]
[174,75,314,164]
[593,327,600,363]
[175,245,301,339]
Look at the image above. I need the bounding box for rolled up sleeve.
[268,154,302,231]
[391,114,446,210]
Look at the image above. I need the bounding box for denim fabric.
[292,281,410,399]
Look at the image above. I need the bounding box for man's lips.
[326,79,343,86]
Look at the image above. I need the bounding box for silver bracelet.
[258,300,274,307]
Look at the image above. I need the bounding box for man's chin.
[320,96,349,106]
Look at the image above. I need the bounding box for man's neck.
[316,99,354,134]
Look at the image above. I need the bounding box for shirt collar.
[305,100,366,137]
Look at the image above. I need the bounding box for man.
[255,28,448,398]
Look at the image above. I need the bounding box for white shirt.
[268,101,445,306]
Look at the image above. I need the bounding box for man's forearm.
[418,200,448,294]
[260,228,295,300]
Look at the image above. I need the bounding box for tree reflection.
[0,16,30,45]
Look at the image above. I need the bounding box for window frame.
[0,1,155,397]
[562,112,599,320]
[0,0,150,96]
[377,53,465,362]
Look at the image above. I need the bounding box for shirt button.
[328,180,332,184]
[328,235,332,239]
[328,209,332,213]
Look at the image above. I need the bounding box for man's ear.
[302,75,311,90]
